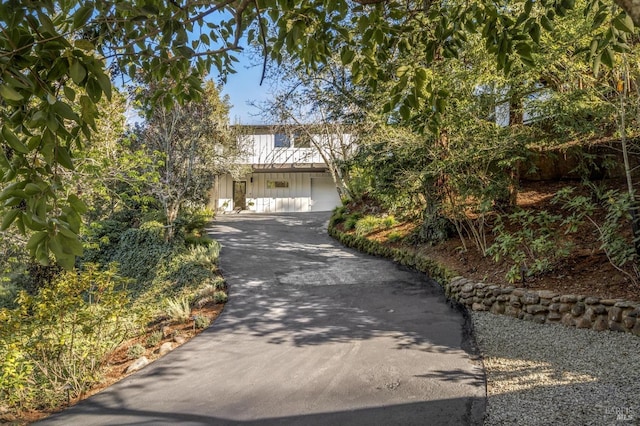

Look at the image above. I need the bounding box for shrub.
[151,243,221,300]
[409,210,454,245]
[487,210,570,283]
[343,212,363,231]
[329,206,348,228]
[146,331,163,348]
[210,277,226,291]
[127,344,146,360]
[213,291,228,304]
[177,208,215,235]
[0,280,18,309]
[383,215,397,229]
[184,234,214,247]
[193,315,210,329]
[355,215,381,236]
[553,186,640,285]
[112,221,171,286]
[354,215,397,237]
[165,297,191,322]
[0,264,130,411]
[387,231,404,243]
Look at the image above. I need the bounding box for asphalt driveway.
[40,212,485,425]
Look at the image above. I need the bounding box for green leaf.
[0,209,20,231]
[541,16,554,32]
[396,66,410,78]
[2,125,29,153]
[24,183,42,195]
[561,0,575,11]
[399,104,410,120]
[73,5,94,29]
[54,101,79,122]
[529,22,541,44]
[589,38,599,57]
[593,52,602,76]
[27,231,48,251]
[70,60,87,84]
[0,85,24,101]
[68,194,88,214]
[516,42,533,60]
[340,48,355,65]
[49,233,64,258]
[613,13,634,33]
[35,241,50,266]
[74,39,94,51]
[86,78,102,103]
[601,47,613,68]
[55,146,75,170]
[142,4,160,15]
[55,253,75,270]
[524,0,533,15]
[60,234,83,256]
[415,68,428,85]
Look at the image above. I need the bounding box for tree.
[0,0,637,267]
[255,55,375,200]
[139,81,242,239]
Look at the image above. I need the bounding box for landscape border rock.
[328,221,640,337]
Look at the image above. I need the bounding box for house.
[213,125,352,213]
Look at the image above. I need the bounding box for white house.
[213,125,352,213]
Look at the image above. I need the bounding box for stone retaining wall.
[448,277,640,336]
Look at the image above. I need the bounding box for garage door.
[310,178,341,212]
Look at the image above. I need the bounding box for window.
[267,180,289,189]
[294,133,312,148]
[274,133,291,148]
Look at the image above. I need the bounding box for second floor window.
[274,133,291,148]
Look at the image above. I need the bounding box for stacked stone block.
[447,277,640,336]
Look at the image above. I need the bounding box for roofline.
[231,123,355,135]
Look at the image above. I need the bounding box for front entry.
[233,181,247,210]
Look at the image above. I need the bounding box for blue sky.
[220,53,270,125]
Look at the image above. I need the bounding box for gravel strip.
[471,311,640,426]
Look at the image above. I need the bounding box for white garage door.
[310,178,341,212]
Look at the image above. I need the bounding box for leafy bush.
[146,331,163,348]
[383,215,397,228]
[184,234,214,246]
[355,215,381,236]
[387,231,404,243]
[329,206,348,228]
[209,277,226,291]
[112,221,171,286]
[0,264,131,411]
[0,280,18,309]
[127,344,146,360]
[173,208,215,243]
[193,315,210,329]
[213,291,228,304]
[409,210,454,245]
[487,210,570,283]
[193,278,227,307]
[354,215,398,237]
[553,187,640,284]
[165,297,191,322]
[150,243,221,301]
[343,212,363,231]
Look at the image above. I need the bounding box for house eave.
[249,163,329,173]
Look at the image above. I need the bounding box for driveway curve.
[40,212,485,425]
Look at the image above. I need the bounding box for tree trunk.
[619,64,640,257]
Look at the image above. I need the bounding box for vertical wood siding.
[216,172,335,213]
